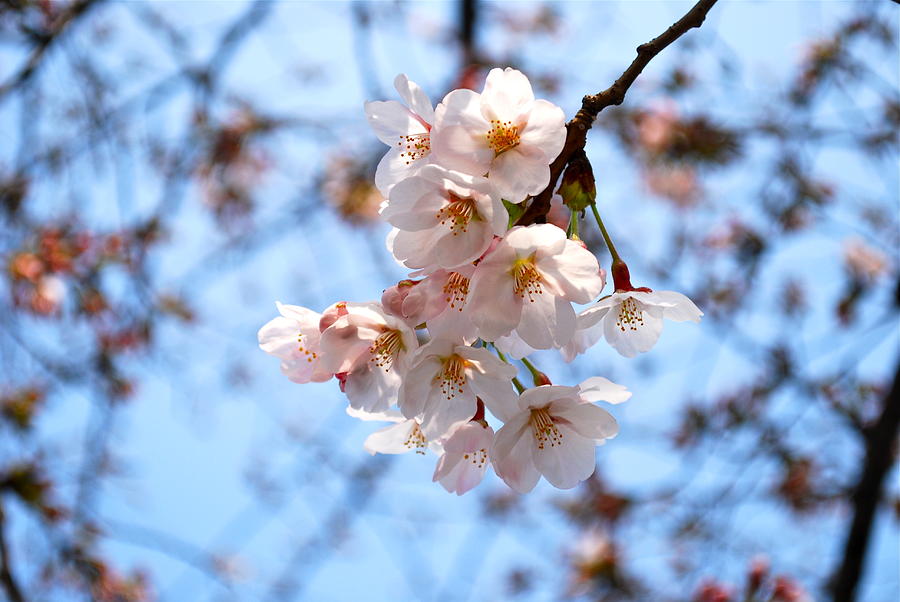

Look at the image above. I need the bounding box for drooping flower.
[365,74,436,195]
[431,67,566,203]
[382,165,507,271]
[491,378,629,493]
[433,420,494,495]
[399,339,517,439]
[258,302,332,383]
[467,224,605,349]
[347,407,440,456]
[575,290,702,358]
[318,302,418,412]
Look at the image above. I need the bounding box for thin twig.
[517,0,719,226]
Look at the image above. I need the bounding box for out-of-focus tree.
[0,1,896,601]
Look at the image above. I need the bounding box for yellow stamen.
[369,329,404,371]
[397,133,431,165]
[511,256,543,302]
[529,406,563,449]
[486,119,521,155]
[442,272,470,311]
[615,297,645,332]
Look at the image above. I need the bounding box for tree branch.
[516,0,719,226]
[0,0,104,102]
[830,359,900,601]
[0,504,25,602]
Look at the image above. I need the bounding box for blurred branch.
[830,357,900,602]
[0,504,25,602]
[0,0,104,102]
[517,0,718,225]
[459,0,479,67]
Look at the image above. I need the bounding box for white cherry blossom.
[347,407,440,456]
[257,302,331,383]
[491,378,629,493]
[577,290,703,358]
[319,302,418,412]
[383,165,507,271]
[468,224,605,349]
[400,339,517,440]
[431,67,566,202]
[365,74,436,195]
[433,421,494,495]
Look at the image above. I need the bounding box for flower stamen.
[437,354,467,400]
[442,272,470,311]
[529,407,563,449]
[486,119,520,155]
[512,257,543,301]
[369,329,404,370]
[404,423,428,455]
[615,297,645,332]
[436,193,478,235]
[397,133,431,165]
[297,333,318,363]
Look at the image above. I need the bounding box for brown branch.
[0,504,25,602]
[516,0,719,226]
[0,0,104,101]
[830,359,900,602]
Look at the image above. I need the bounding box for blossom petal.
[393,74,434,125]
[363,420,420,455]
[488,144,551,202]
[431,124,492,175]
[538,239,605,303]
[553,401,619,439]
[364,100,426,145]
[602,302,664,358]
[480,67,535,123]
[531,423,597,489]
[516,291,576,350]
[577,376,632,405]
[519,99,567,163]
[492,412,540,493]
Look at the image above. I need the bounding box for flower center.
[615,297,645,332]
[529,406,563,449]
[368,329,404,370]
[436,193,478,235]
[404,423,428,455]
[486,119,520,155]
[437,354,468,400]
[462,447,488,468]
[512,257,543,301]
[397,133,430,165]
[297,333,318,363]
[442,272,470,311]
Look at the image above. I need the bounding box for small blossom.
[319,303,418,412]
[400,339,517,439]
[468,224,605,349]
[576,289,702,358]
[492,378,628,493]
[347,407,439,456]
[383,165,507,271]
[431,67,566,202]
[365,74,435,195]
[258,302,332,383]
[433,421,494,495]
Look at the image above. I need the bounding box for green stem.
[489,343,526,393]
[519,356,543,385]
[590,202,622,263]
[567,210,579,238]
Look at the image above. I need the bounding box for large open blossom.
[365,74,435,195]
[491,378,629,493]
[382,165,507,271]
[433,420,494,495]
[576,290,703,358]
[319,302,418,412]
[399,339,517,439]
[431,67,566,202]
[468,224,605,349]
[258,302,331,383]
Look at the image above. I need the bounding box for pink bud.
[319,301,349,332]
[381,280,419,318]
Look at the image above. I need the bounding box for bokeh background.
[0,1,897,600]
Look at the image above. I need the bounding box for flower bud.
[319,301,349,332]
[381,280,419,318]
[557,150,596,213]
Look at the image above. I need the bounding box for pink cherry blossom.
[575,289,702,358]
[468,224,605,349]
[400,339,517,440]
[257,302,332,383]
[346,407,440,456]
[383,165,508,271]
[433,421,494,495]
[318,302,418,412]
[491,378,629,493]
[431,67,566,203]
[364,74,436,195]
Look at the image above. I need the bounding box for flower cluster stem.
[589,202,622,264]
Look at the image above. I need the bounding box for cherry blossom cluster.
[259,68,702,495]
